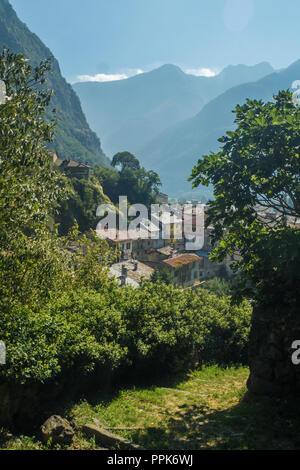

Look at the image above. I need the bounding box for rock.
[40,415,74,446]
[79,423,144,450]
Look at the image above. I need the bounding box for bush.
[0,285,252,388]
[189,290,252,365]
[0,290,127,386]
[116,282,206,376]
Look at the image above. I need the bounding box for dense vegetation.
[1,284,251,388]
[56,151,162,235]
[190,90,300,397]
[94,151,161,206]
[56,175,113,235]
[0,50,251,430]
[190,90,300,305]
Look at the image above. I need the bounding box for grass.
[2,365,300,450]
[69,365,300,450]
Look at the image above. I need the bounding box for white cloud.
[76,73,128,82]
[185,67,217,77]
[76,68,144,83]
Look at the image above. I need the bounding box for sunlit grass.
[3,365,300,450]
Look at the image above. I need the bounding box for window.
[126,243,131,249]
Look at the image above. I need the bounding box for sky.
[10,0,300,84]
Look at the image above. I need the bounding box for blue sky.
[10,0,300,83]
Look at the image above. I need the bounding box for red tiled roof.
[163,253,202,268]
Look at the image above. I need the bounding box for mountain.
[0,0,109,166]
[139,60,300,197]
[73,62,273,158]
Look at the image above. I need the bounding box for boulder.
[40,415,74,446]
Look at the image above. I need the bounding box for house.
[162,253,203,287]
[132,218,164,259]
[109,260,154,287]
[50,151,91,180]
[151,211,183,241]
[100,229,134,260]
[156,192,169,204]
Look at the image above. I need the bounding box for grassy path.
[70,365,300,450]
[2,365,300,450]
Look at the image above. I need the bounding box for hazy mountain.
[139,60,300,196]
[73,62,273,158]
[0,0,109,166]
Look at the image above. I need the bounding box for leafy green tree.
[0,49,63,241]
[112,151,140,171]
[202,277,231,297]
[150,267,173,285]
[93,165,120,203]
[94,154,161,207]
[56,176,113,235]
[0,49,71,306]
[190,90,300,304]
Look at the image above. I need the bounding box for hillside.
[73,62,273,158]
[139,60,300,196]
[0,0,109,166]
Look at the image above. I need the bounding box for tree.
[111,151,140,172]
[0,48,117,307]
[95,153,161,207]
[190,90,300,303]
[0,49,68,305]
[0,48,64,242]
[190,90,300,396]
[150,267,173,285]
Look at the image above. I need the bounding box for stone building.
[50,151,91,180]
[162,253,204,287]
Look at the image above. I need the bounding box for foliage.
[0,49,62,240]
[150,267,173,285]
[68,229,119,291]
[202,277,232,297]
[0,282,251,386]
[0,49,71,307]
[0,290,127,385]
[0,50,114,308]
[94,153,161,207]
[112,151,140,171]
[0,49,251,420]
[190,90,300,304]
[56,176,113,235]
[92,166,120,205]
[190,290,251,365]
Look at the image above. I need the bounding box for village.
[100,194,236,288]
[50,150,235,288]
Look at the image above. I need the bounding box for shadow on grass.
[125,393,300,450]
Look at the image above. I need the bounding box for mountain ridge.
[73,61,273,159]
[0,0,109,166]
[139,59,300,196]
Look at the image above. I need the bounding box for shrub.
[0,290,127,386]
[116,282,206,376]
[0,285,251,389]
[188,290,252,365]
